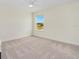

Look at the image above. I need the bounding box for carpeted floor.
[2,36,79,59]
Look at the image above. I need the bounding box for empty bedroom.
[0,0,79,59]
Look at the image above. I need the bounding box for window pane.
[35,16,44,23]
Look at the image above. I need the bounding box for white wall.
[33,2,79,45]
[0,7,32,42]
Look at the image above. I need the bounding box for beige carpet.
[2,36,79,59]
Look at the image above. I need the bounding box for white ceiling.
[0,0,79,12]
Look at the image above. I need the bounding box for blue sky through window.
[35,16,44,23]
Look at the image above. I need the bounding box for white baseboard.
[2,34,32,42]
[33,35,79,46]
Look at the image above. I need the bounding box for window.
[35,16,45,30]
